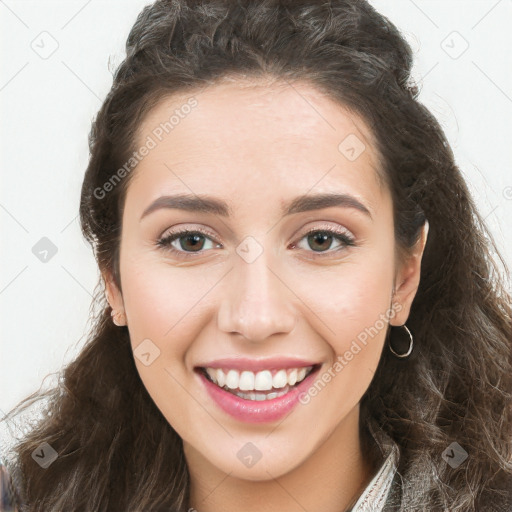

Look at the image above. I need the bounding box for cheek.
[305,256,394,348]
[120,252,212,347]
[296,251,395,397]
[337,267,392,339]
[118,258,214,434]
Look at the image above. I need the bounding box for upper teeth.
[205,366,313,391]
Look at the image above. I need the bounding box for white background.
[1,0,511,416]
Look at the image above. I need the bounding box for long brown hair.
[3,1,511,510]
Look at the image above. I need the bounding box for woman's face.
[105,78,426,481]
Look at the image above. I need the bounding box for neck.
[185,406,377,512]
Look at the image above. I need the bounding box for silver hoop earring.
[388,324,413,358]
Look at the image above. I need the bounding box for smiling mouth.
[197,364,321,401]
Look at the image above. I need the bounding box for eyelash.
[156,225,356,260]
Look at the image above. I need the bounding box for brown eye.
[173,232,206,252]
[306,232,335,252]
[294,228,356,256]
[156,228,221,258]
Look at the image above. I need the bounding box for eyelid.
[294,221,354,241]
[158,225,218,243]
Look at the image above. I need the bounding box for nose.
[217,248,297,343]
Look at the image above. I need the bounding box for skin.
[104,77,428,512]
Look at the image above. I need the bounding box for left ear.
[102,269,125,314]
[391,220,429,326]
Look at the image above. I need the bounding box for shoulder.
[382,469,512,512]
[381,470,402,511]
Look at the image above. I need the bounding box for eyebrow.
[140,192,372,221]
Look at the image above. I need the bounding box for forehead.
[127,78,387,216]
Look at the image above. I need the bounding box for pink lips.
[196,356,319,372]
[196,363,321,423]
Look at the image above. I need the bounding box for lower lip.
[196,366,321,423]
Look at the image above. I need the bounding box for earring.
[110,308,126,327]
[388,324,413,358]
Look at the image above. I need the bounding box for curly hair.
[2,1,511,510]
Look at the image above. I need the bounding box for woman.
[1,0,511,510]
